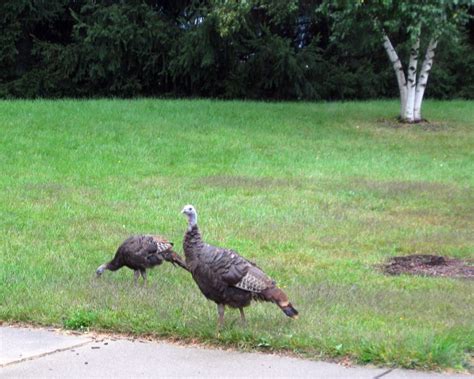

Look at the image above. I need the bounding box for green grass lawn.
[0,99,473,371]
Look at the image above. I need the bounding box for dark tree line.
[1,0,473,100]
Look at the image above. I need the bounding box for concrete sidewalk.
[0,326,469,378]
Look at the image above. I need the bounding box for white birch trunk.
[414,39,438,122]
[404,36,420,122]
[382,34,407,118]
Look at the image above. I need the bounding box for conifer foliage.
[0,0,472,99]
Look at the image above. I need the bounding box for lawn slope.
[0,99,473,370]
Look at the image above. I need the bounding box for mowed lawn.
[0,99,473,370]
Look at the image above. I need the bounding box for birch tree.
[321,0,472,123]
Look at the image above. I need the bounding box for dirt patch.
[382,254,474,279]
[377,118,449,131]
[197,175,304,189]
[24,182,66,194]
[350,177,460,196]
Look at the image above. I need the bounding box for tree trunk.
[414,39,438,122]
[403,35,420,122]
[382,34,407,119]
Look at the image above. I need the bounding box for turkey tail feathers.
[261,287,299,319]
[164,250,189,271]
[281,303,299,319]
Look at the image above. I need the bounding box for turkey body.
[182,205,298,327]
[96,235,187,284]
[184,226,254,309]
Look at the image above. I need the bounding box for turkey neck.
[183,224,204,262]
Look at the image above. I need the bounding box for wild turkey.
[96,235,187,284]
[181,204,298,328]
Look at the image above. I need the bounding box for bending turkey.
[96,235,187,285]
[181,204,298,328]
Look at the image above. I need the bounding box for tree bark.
[414,39,438,122]
[404,35,420,122]
[382,34,407,118]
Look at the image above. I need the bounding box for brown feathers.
[182,206,299,326]
[96,234,187,284]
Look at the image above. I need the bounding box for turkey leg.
[217,304,225,330]
[133,270,140,285]
[140,269,147,286]
[239,307,246,326]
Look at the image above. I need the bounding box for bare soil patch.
[377,118,449,131]
[350,177,458,195]
[382,254,474,279]
[197,175,304,189]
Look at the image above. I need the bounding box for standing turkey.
[96,235,187,285]
[181,204,298,328]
